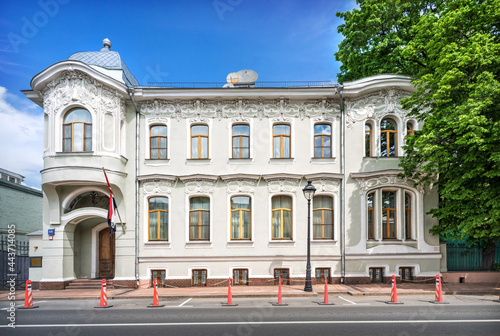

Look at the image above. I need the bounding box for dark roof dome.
[68,38,139,87]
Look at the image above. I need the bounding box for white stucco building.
[23,39,442,290]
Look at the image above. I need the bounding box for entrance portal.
[98,227,115,278]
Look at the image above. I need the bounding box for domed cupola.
[68,38,139,87]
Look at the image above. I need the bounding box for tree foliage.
[336,0,500,246]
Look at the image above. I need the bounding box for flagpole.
[102,167,126,234]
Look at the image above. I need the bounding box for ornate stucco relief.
[142,181,172,196]
[42,70,124,116]
[139,98,340,121]
[354,175,423,195]
[224,180,257,194]
[345,88,411,128]
[267,179,298,194]
[310,179,340,195]
[184,180,215,195]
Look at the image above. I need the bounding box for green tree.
[336,0,500,262]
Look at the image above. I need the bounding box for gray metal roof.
[68,39,139,87]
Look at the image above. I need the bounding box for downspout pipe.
[127,87,140,287]
[338,84,346,284]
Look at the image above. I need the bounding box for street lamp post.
[303,180,316,292]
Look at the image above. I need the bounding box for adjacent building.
[23,39,442,290]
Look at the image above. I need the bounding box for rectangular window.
[148,197,169,241]
[382,191,397,239]
[274,268,290,285]
[191,125,208,159]
[314,124,331,158]
[367,192,375,239]
[399,267,413,281]
[231,196,251,240]
[151,269,166,287]
[192,269,207,287]
[271,196,292,240]
[369,267,384,283]
[150,125,168,159]
[365,124,372,157]
[232,124,250,158]
[233,269,249,285]
[273,124,290,158]
[313,195,334,240]
[189,197,210,240]
[405,193,412,239]
[30,257,42,268]
[315,268,331,284]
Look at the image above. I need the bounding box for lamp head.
[302,180,316,200]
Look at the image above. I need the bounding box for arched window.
[405,193,412,239]
[380,118,397,157]
[382,191,397,239]
[273,124,291,158]
[271,195,292,239]
[63,108,92,152]
[189,197,210,240]
[367,192,375,239]
[150,125,167,159]
[313,195,334,239]
[314,124,331,158]
[148,197,168,240]
[365,123,372,157]
[230,196,251,240]
[65,191,108,213]
[191,125,209,159]
[406,122,414,137]
[232,124,250,158]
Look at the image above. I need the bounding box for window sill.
[268,241,295,247]
[269,158,294,164]
[312,240,337,245]
[186,159,212,164]
[144,241,171,248]
[185,241,212,248]
[363,156,404,160]
[228,158,253,164]
[310,157,336,164]
[145,159,170,165]
[56,151,94,156]
[227,241,254,247]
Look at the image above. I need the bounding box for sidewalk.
[1,282,499,301]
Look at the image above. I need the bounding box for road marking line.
[338,296,356,305]
[178,298,192,307]
[3,320,500,328]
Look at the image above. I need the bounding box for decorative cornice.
[137,174,177,182]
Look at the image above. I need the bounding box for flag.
[103,167,118,235]
[107,193,117,236]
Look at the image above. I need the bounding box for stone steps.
[65,279,114,290]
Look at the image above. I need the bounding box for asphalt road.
[1,295,499,336]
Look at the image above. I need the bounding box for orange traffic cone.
[147,278,164,308]
[318,275,334,305]
[95,279,113,308]
[222,277,238,306]
[18,280,38,309]
[272,276,288,306]
[433,274,448,304]
[386,275,403,304]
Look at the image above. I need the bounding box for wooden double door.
[98,227,115,278]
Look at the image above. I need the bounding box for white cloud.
[0,86,43,188]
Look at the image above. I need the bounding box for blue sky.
[0,0,356,188]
